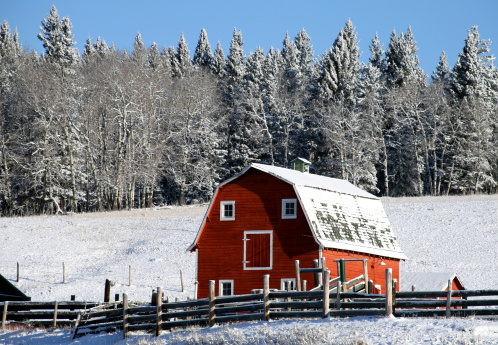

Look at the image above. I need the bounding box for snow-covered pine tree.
[193,28,214,71]
[213,41,226,78]
[172,33,192,78]
[148,42,160,70]
[294,28,316,82]
[38,5,78,67]
[132,33,147,66]
[446,26,497,194]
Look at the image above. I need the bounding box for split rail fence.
[2,269,497,339]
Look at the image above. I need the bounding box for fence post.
[104,279,111,302]
[63,262,66,283]
[385,268,393,317]
[209,280,215,327]
[323,270,330,318]
[180,270,184,292]
[52,301,59,328]
[363,260,369,293]
[123,293,129,338]
[156,287,163,336]
[295,260,301,291]
[445,280,452,318]
[2,301,8,330]
[313,259,320,288]
[320,257,327,285]
[368,280,374,295]
[263,274,270,321]
[129,265,132,287]
[336,281,342,310]
[17,262,19,282]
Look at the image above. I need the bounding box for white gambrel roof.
[189,163,408,260]
[251,164,407,260]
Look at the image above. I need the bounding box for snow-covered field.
[0,195,497,344]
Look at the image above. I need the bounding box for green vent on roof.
[291,157,311,173]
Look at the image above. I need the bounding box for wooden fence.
[1,301,102,329]
[2,269,497,339]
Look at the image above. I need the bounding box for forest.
[0,6,497,216]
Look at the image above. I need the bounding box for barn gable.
[188,163,407,261]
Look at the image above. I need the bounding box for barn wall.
[321,249,401,293]
[196,168,320,298]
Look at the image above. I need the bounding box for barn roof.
[400,272,466,291]
[189,163,407,260]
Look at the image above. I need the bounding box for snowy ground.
[0,195,497,344]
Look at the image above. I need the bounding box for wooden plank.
[162,309,209,320]
[215,293,264,304]
[269,291,323,299]
[269,301,322,309]
[162,299,209,309]
[270,310,322,319]
[300,268,322,274]
[214,313,264,324]
[214,303,264,314]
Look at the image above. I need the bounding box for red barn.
[188,160,408,299]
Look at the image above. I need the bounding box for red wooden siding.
[195,168,319,298]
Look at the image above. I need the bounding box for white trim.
[281,199,297,219]
[280,278,296,291]
[219,280,234,296]
[220,201,235,221]
[243,230,273,270]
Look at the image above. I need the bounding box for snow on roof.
[250,163,377,199]
[400,272,464,291]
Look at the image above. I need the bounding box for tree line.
[1,6,497,216]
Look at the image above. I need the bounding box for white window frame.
[281,199,297,219]
[281,278,296,291]
[219,280,234,296]
[243,230,273,270]
[220,201,235,221]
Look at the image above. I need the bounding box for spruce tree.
[38,5,78,67]
[172,33,192,78]
[132,32,147,66]
[193,28,214,70]
[213,41,226,77]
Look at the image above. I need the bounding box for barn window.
[243,230,273,270]
[282,199,297,219]
[281,278,296,291]
[220,201,235,221]
[219,280,234,296]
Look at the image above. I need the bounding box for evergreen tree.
[294,28,316,81]
[132,32,147,65]
[317,19,361,108]
[213,41,226,77]
[172,33,192,78]
[193,28,214,70]
[37,5,78,67]
[384,27,425,88]
[148,42,160,70]
[432,51,450,83]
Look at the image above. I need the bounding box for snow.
[1,195,497,344]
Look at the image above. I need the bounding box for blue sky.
[1,0,497,76]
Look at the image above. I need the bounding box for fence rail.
[2,270,497,339]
